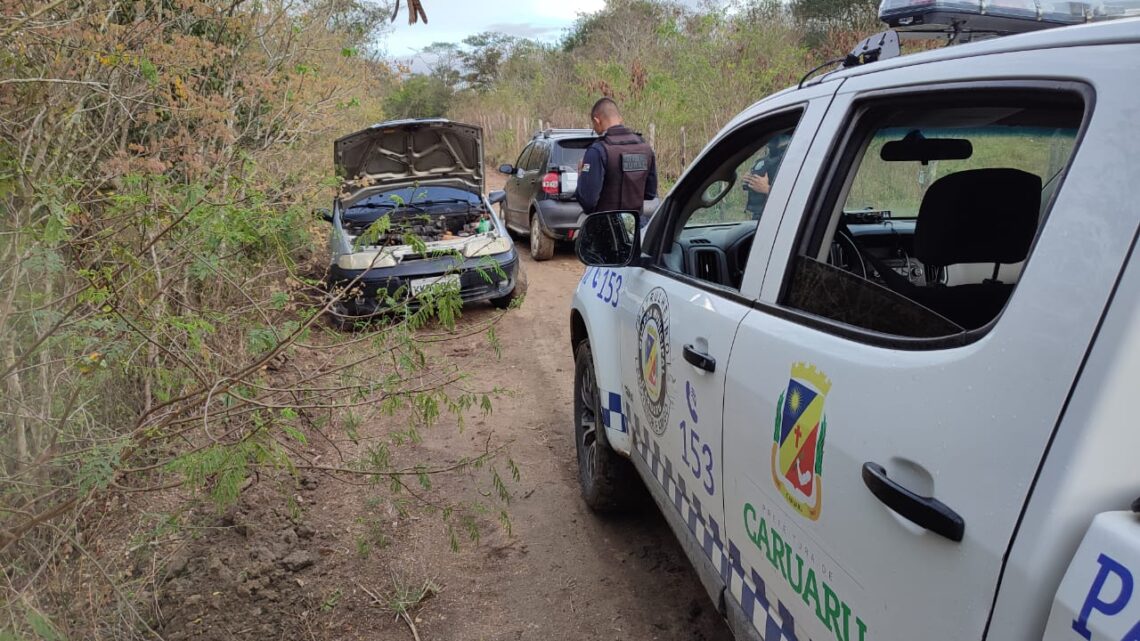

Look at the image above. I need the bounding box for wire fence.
[467,111,718,187]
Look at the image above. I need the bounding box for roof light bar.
[879,0,1140,37]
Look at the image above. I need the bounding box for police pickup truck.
[568,4,1140,641]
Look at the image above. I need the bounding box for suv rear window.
[781,89,1085,342]
[553,138,595,169]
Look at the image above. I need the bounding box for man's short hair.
[591,97,620,120]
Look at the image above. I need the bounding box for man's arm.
[644,152,658,200]
[574,144,605,214]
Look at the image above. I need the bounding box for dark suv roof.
[524,130,597,171]
[532,128,596,141]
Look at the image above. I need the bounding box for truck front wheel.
[573,340,641,512]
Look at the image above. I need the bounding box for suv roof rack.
[533,128,596,139]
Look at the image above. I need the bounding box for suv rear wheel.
[574,340,641,512]
[529,212,555,261]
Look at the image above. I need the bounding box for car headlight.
[337,251,397,270]
[463,235,512,258]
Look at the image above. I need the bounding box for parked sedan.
[321,119,525,325]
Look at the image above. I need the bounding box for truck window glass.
[782,94,1084,339]
[657,117,801,291]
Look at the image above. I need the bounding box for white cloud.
[530,0,606,21]
[484,22,563,38]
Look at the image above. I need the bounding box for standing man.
[742,132,791,220]
[574,97,658,218]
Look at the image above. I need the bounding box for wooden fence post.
[680,126,687,170]
[648,123,656,150]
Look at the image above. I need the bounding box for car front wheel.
[530,213,555,261]
[490,263,527,309]
[573,340,640,512]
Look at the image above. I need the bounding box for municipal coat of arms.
[771,363,830,521]
[636,287,671,435]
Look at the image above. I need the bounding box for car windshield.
[344,186,481,218]
[844,124,1078,219]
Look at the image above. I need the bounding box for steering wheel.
[831,229,868,279]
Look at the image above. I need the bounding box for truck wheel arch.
[571,309,588,353]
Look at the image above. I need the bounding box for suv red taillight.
[541,171,560,195]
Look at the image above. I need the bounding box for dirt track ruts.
[155,189,733,641]
[386,247,734,640]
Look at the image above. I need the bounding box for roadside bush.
[0,0,515,638]
[448,0,882,182]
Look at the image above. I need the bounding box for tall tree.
[422,41,464,89]
[459,32,518,93]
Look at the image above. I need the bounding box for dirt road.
[376,249,734,641]
[157,224,732,641]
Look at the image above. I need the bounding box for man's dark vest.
[596,125,653,212]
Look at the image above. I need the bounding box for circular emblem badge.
[636,287,671,435]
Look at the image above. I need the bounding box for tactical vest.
[595,125,654,212]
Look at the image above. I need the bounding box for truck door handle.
[861,462,964,542]
[682,344,715,373]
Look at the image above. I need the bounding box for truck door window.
[781,92,1084,341]
[657,113,802,291]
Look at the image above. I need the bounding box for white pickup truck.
[568,8,1140,641]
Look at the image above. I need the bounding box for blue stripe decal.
[599,389,628,433]
[631,419,806,641]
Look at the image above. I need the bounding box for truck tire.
[530,212,555,261]
[574,340,641,512]
[490,262,527,309]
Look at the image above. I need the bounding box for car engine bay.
[342,210,493,248]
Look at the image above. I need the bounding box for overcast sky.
[382,0,606,61]
[382,0,713,66]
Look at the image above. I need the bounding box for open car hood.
[335,119,483,199]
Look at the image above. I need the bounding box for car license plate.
[410,274,460,295]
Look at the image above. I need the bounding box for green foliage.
[791,0,880,29]
[167,438,285,510]
[320,589,342,611]
[383,75,454,119]
[384,574,439,616]
[77,440,127,496]
[447,0,877,181]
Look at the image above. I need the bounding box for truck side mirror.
[575,211,640,267]
[498,164,514,175]
[488,190,506,205]
[315,208,333,223]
